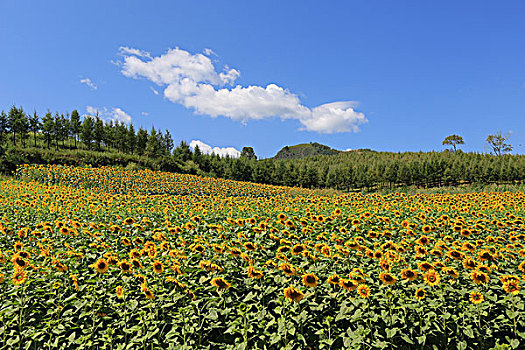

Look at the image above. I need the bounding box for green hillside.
[273,142,340,159]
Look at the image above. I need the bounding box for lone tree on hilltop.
[442,134,465,152]
[241,146,257,160]
[486,131,512,156]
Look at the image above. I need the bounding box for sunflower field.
[1,164,524,349]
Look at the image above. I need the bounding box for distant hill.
[273,142,340,159]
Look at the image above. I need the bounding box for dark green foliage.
[274,142,339,159]
[241,146,257,160]
[1,104,525,192]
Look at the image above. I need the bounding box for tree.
[42,111,55,149]
[241,146,257,160]
[442,134,465,152]
[94,117,105,150]
[127,124,136,154]
[163,129,174,155]
[145,126,160,157]
[486,131,512,156]
[29,111,41,147]
[0,110,8,148]
[136,127,148,155]
[70,110,81,148]
[80,116,94,149]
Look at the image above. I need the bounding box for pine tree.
[29,111,41,147]
[163,129,174,155]
[70,110,81,148]
[145,126,160,157]
[0,110,8,148]
[80,116,94,150]
[94,117,105,151]
[136,127,148,155]
[42,111,54,149]
[127,124,136,154]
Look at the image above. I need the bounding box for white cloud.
[119,46,151,59]
[141,111,149,116]
[80,78,97,90]
[119,46,368,134]
[150,87,159,95]
[189,140,241,158]
[203,48,217,57]
[85,106,132,123]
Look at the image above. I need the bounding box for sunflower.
[14,241,23,251]
[478,251,495,262]
[302,273,319,288]
[13,257,28,270]
[519,261,525,273]
[93,258,109,273]
[123,217,135,225]
[443,267,459,279]
[13,270,27,285]
[321,246,332,257]
[327,274,341,285]
[503,281,521,295]
[401,268,418,281]
[414,288,426,300]
[291,244,306,255]
[447,250,464,260]
[470,270,489,285]
[136,274,147,284]
[243,242,256,251]
[119,260,132,274]
[193,244,205,254]
[0,274,4,283]
[373,251,383,259]
[152,261,164,274]
[463,258,478,270]
[423,270,440,287]
[469,292,483,304]
[418,261,434,272]
[283,286,304,303]
[279,263,296,276]
[131,258,142,269]
[357,284,371,298]
[211,277,231,292]
[116,286,124,299]
[379,272,397,286]
[247,266,264,279]
[143,286,155,300]
[284,220,295,228]
[339,279,358,291]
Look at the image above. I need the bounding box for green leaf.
[457,341,467,350]
[463,327,474,338]
[68,332,76,342]
[385,328,397,338]
[510,339,520,349]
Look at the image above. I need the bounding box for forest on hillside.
[1,105,524,191]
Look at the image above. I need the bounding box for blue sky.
[1,1,524,158]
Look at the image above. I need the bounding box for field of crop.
[0,164,524,349]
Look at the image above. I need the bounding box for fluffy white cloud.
[119,46,367,133]
[141,111,149,116]
[80,78,97,90]
[189,140,240,158]
[86,106,132,123]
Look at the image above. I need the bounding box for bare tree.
[486,131,512,156]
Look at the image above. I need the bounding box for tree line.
[1,105,524,191]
